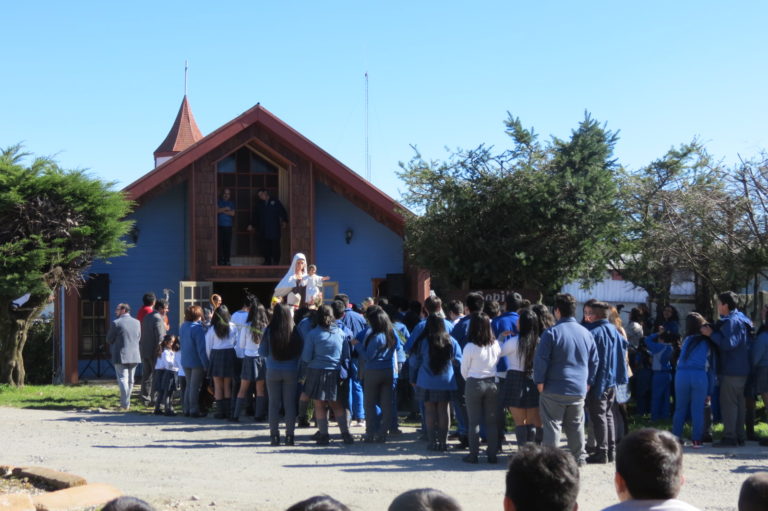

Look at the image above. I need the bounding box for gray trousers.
[585,386,616,456]
[540,392,586,463]
[184,367,205,415]
[115,363,137,409]
[720,375,747,441]
[140,357,154,402]
[363,369,394,437]
[465,377,498,456]
[267,369,298,436]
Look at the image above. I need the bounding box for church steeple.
[153,95,203,167]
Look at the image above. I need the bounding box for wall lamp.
[129,225,140,244]
[345,228,354,244]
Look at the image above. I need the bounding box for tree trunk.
[0,293,51,386]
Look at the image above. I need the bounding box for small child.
[305,264,330,308]
[153,334,180,416]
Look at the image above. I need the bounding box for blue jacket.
[355,330,405,371]
[676,334,712,372]
[405,318,454,353]
[451,315,473,348]
[752,330,768,368]
[492,311,519,373]
[258,327,301,371]
[301,325,350,370]
[644,333,674,372]
[412,336,463,391]
[711,310,752,376]
[179,320,208,369]
[533,317,598,397]
[341,308,367,337]
[586,319,628,397]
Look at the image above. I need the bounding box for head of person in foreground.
[504,444,579,511]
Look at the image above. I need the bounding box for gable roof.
[153,95,204,157]
[128,103,406,234]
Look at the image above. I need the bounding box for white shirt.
[231,310,250,358]
[499,335,526,372]
[238,324,262,357]
[154,349,178,372]
[205,324,238,357]
[461,341,502,379]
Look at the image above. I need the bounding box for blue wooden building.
[58,97,425,383]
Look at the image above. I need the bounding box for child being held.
[305,264,330,308]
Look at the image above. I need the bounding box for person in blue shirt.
[753,306,768,446]
[259,304,301,446]
[354,306,404,443]
[700,291,753,447]
[656,305,681,336]
[534,293,598,466]
[644,331,678,422]
[672,312,715,447]
[216,188,235,266]
[335,293,367,426]
[411,314,463,452]
[301,304,353,445]
[179,305,209,418]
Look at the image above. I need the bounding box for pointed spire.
[153,95,204,167]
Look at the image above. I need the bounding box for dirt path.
[1,407,765,510]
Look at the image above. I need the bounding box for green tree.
[0,145,133,385]
[398,113,621,297]
[616,142,750,318]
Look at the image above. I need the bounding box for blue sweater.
[492,311,518,373]
[586,319,628,397]
[301,325,350,370]
[533,317,598,397]
[644,334,674,371]
[405,318,454,353]
[179,320,208,369]
[355,331,405,371]
[711,310,752,376]
[676,334,712,372]
[412,336,463,391]
[258,327,301,371]
[752,330,768,368]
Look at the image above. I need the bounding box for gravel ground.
[1,406,766,511]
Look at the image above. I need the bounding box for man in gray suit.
[140,299,168,404]
[106,303,141,409]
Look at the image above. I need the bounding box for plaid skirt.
[240,355,266,381]
[209,348,237,378]
[502,370,539,408]
[304,367,343,402]
[415,386,458,403]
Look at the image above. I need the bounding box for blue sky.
[2,2,766,201]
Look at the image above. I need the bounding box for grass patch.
[0,384,120,410]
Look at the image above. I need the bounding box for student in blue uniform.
[411,314,463,452]
[672,312,715,447]
[644,330,679,421]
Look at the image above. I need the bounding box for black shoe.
[452,435,469,450]
[738,438,746,446]
[488,455,498,464]
[341,432,355,445]
[228,416,240,422]
[285,435,295,446]
[298,417,311,428]
[316,433,330,446]
[586,453,608,464]
[153,409,163,416]
[607,451,615,462]
[462,454,478,464]
[374,434,387,443]
[270,434,280,446]
[311,430,322,440]
[164,410,176,417]
[363,434,375,443]
[390,428,403,435]
[190,412,207,418]
[714,438,738,447]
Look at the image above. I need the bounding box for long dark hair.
[426,314,453,374]
[364,306,396,350]
[468,312,493,347]
[246,297,269,342]
[212,304,231,339]
[315,304,335,329]
[269,304,299,361]
[517,308,541,374]
[531,303,555,332]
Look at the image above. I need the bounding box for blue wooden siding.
[314,181,403,304]
[80,183,187,378]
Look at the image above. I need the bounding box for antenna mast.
[184,60,189,96]
[365,71,371,182]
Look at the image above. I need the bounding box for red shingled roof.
[153,95,203,157]
[129,102,406,234]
